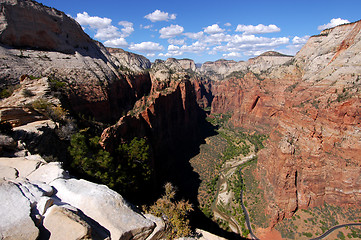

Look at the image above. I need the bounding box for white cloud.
[129,41,164,53]
[147,53,156,57]
[159,24,184,38]
[94,25,121,40]
[75,12,134,41]
[184,31,204,39]
[76,12,112,29]
[317,18,350,31]
[280,35,310,56]
[243,50,264,56]
[223,52,241,58]
[236,24,280,34]
[160,44,184,57]
[204,33,232,44]
[118,21,134,37]
[208,34,289,58]
[168,45,180,51]
[180,41,208,53]
[204,24,225,34]
[141,24,153,29]
[168,38,185,45]
[224,22,232,27]
[104,38,128,48]
[229,35,289,47]
[144,10,176,22]
[292,36,309,45]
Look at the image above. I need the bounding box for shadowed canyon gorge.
[0,0,360,239]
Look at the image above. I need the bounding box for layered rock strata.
[206,21,361,225]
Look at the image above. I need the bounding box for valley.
[0,1,361,239]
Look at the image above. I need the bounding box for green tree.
[68,130,152,196]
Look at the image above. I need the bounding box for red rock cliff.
[208,20,361,225]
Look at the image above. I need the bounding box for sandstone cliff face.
[207,21,361,225]
[100,77,202,166]
[107,47,151,73]
[0,0,93,54]
[0,0,151,123]
[256,21,361,225]
[198,52,292,81]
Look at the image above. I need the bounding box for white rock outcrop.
[51,178,155,240]
[0,120,160,240]
[0,180,39,240]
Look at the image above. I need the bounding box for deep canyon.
[0,0,361,239]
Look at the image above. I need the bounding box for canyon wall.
[205,21,361,225]
[0,0,152,123]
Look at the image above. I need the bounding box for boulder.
[0,134,17,151]
[0,180,39,240]
[43,205,92,240]
[27,161,69,184]
[51,178,155,240]
[0,155,43,177]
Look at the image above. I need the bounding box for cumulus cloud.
[184,31,204,40]
[118,21,134,37]
[129,41,164,53]
[94,25,121,40]
[204,24,225,34]
[208,34,289,58]
[292,36,309,45]
[159,45,184,57]
[223,52,241,58]
[159,24,184,38]
[75,12,134,41]
[224,22,232,27]
[180,41,208,53]
[76,12,112,29]
[104,38,128,48]
[280,35,310,56]
[168,38,185,45]
[235,24,280,34]
[243,50,264,56]
[144,10,176,22]
[317,18,350,31]
[204,33,232,44]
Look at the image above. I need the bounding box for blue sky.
[38,0,360,63]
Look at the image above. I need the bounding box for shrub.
[144,183,193,239]
[22,88,35,97]
[0,85,19,99]
[49,78,66,91]
[31,99,67,122]
[302,232,313,237]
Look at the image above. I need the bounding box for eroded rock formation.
[205,21,361,225]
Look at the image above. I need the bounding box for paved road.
[310,223,361,240]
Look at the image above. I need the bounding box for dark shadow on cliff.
[153,108,248,240]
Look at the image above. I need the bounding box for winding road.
[309,223,361,240]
